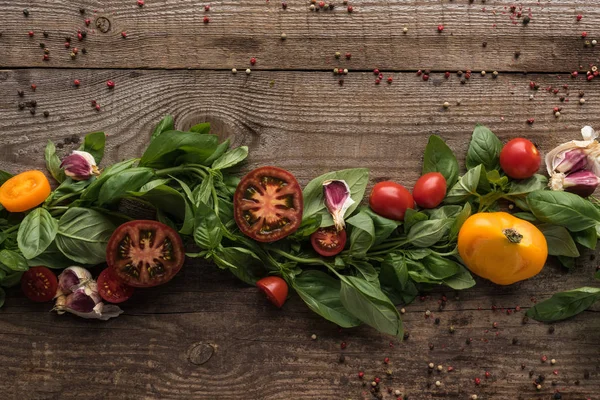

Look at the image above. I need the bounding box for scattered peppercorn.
[577,14,583,21]
[387,77,393,84]
[280,33,287,40]
[423,74,429,81]
[548,326,555,334]
[18,102,25,110]
[80,8,85,14]
[583,370,590,379]
[338,354,345,363]
[582,32,588,38]
[17,90,24,97]
[474,377,481,385]
[138,0,146,6]
[429,343,435,350]
[121,31,128,37]
[437,24,444,32]
[403,27,408,33]
[449,326,455,333]
[400,308,405,314]
[31,84,36,91]
[358,371,364,378]
[95,104,101,111]
[514,51,521,59]
[28,31,34,37]
[43,111,49,118]
[282,2,287,9]
[23,9,29,17]
[341,341,347,349]
[443,101,450,109]
[403,331,410,340]
[30,108,36,115]
[522,16,530,24]
[580,98,586,104]
[347,5,353,13]
[512,337,519,345]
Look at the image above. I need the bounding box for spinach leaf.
[45,140,65,183]
[302,168,369,225]
[361,207,400,246]
[0,169,13,186]
[444,165,483,204]
[340,275,403,338]
[346,211,375,257]
[0,271,24,288]
[449,202,472,241]
[55,207,116,265]
[527,190,600,232]
[194,202,223,250]
[466,125,502,171]
[81,159,138,201]
[17,208,58,259]
[80,131,106,164]
[213,247,265,285]
[27,242,75,269]
[442,265,476,289]
[407,219,452,248]
[571,226,598,250]
[139,130,219,168]
[422,135,459,188]
[0,250,29,271]
[538,224,580,257]
[98,167,154,205]
[212,146,249,170]
[294,270,361,328]
[151,115,174,141]
[526,287,600,322]
[509,174,548,196]
[403,209,428,234]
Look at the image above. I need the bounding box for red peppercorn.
[492,322,498,328]
[73,48,78,54]
[572,71,579,77]
[138,0,145,6]
[121,31,128,38]
[384,357,390,363]
[595,71,600,77]
[28,31,34,37]
[465,72,471,79]
[447,366,454,372]
[318,1,325,7]
[437,24,444,32]
[582,32,588,38]
[423,74,429,81]
[444,71,450,78]
[541,355,548,362]
[31,84,37,91]
[85,18,91,26]
[347,5,353,13]
[65,42,70,48]
[74,79,81,86]
[378,73,383,80]
[341,342,347,349]
[588,75,594,81]
[475,377,481,385]
[577,14,583,21]
[553,107,559,113]
[345,52,351,59]
[416,69,422,76]
[204,4,210,11]
[203,16,209,23]
[250,57,257,65]
[358,371,364,379]
[373,68,380,75]
[375,377,381,383]
[77,32,83,40]
[387,77,393,84]
[515,306,521,311]
[527,118,535,124]
[91,100,97,106]
[485,371,491,378]
[375,78,381,84]
[43,54,49,61]
[281,2,287,9]
[95,104,101,111]
[106,80,115,89]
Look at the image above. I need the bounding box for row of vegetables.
[0,118,599,335]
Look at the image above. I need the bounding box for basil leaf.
[151,115,174,141]
[444,165,483,204]
[204,140,231,166]
[98,167,154,205]
[302,168,369,225]
[0,271,24,288]
[420,254,460,280]
[212,146,248,170]
[0,169,13,186]
[404,249,432,260]
[422,135,459,188]
[0,287,4,308]
[351,260,379,285]
[596,270,600,281]
[340,276,403,338]
[293,270,361,328]
[17,208,58,259]
[289,214,322,239]
[526,287,600,322]
[194,202,223,250]
[346,211,375,257]
[512,212,537,223]
[407,219,452,248]
[80,131,106,164]
[189,122,211,134]
[139,130,219,168]
[538,224,580,257]
[403,209,428,234]
[192,174,214,207]
[49,178,92,203]
[442,265,476,290]
[128,185,186,221]
[81,159,138,201]
[382,253,409,288]
[361,207,401,246]
[0,250,29,271]
[527,190,600,232]
[27,242,74,269]
[466,125,502,171]
[213,247,265,285]
[45,140,65,183]
[509,174,548,196]
[139,178,171,193]
[571,226,598,250]
[425,205,462,220]
[448,202,472,241]
[55,207,116,265]
[557,255,575,269]
[486,170,509,189]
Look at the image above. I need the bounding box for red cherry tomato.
[21,266,58,302]
[97,268,135,304]
[310,227,347,257]
[413,172,447,209]
[256,276,288,308]
[499,138,541,179]
[369,181,414,221]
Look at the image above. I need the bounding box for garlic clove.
[550,170,600,197]
[56,266,93,297]
[323,179,355,231]
[60,150,100,181]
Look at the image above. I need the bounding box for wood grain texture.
[0,0,600,71]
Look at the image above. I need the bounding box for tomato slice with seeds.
[310,227,347,257]
[234,166,303,242]
[106,220,185,288]
[97,268,135,303]
[256,276,288,308]
[21,266,58,302]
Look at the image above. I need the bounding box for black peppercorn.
[512,338,518,345]
[434,318,440,325]
[23,9,29,17]
[17,90,24,97]
[81,30,87,38]
[553,393,561,399]
[18,102,25,110]
[81,48,87,54]
[43,31,49,38]
[583,370,590,379]
[429,343,434,350]
[523,16,530,24]
[338,354,345,363]
[43,111,49,118]
[80,7,85,14]
[403,331,410,340]
[30,108,36,115]
[548,326,555,334]
[538,374,545,383]
[529,370,535,377]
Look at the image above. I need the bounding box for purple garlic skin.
[60,150,100,181]
[57,266,92,296]
[63,288,100,313]
[550,170,600,198]
[323,179,355,231]
[554,148,588,174]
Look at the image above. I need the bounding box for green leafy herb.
[466,125,502,171]
[407,219,452,248]
[45,141,65,183]
[526,287,600,322]
[151,115,174,141]
[17,208,58,259]
[509,175,548,196]
[0,169,13,186]
[212,146,249,170]
[139,130,219,168]
[422,135,459,188]
[81,159,138,201]
[403,209,428,234]
[346,211,375,257]
[538,224,580,257]
[0,250,29,271]
[527,190,600,232]
[194,202,223,250]
[448,202,471,241]
[361,207,400,246]
[444,165,484,204]
[213,247,265,285]
[97,167,155,205]
[80,131,106,164]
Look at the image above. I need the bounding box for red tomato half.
[310,227,347,257]
[21,266,58,302]
[234,166,303,242]
[369,181,414,221]
[499,138,541,179]
[413,172,447,209]
[97,268,135,304]
[256,276,288,308]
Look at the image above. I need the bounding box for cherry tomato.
[21,266,58,302]
[106,220,185,288]
[97,268,135,303]
[369,181,414,221]
[310,227,347,257]
[234,166,303,242]
[256,276,288,308]
[0,170,51,212]
[413,172,447,209]
[499,138,541,179]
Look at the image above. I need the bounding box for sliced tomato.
[234,166,303,242]
[97,268,135,303]
[21,266,58,302]
[310,227,347,257]
[256,276,288,308]
[106,220,185,288]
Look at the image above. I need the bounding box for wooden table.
[1,1,599,399]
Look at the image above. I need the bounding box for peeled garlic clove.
[550,170,600,197]
[57,266,93,296]
[323,179,355,231]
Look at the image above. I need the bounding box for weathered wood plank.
[0,0,599,71]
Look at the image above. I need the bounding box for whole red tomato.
[499,138,541,179]
[369,181,414,221]
[413,172,447,209]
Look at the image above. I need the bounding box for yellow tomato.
[457,212,548,285]
[0,170,51,212]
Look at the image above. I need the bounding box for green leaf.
[0,287,4,308]
[346,211,375,257]
[403,209,428,234]
[557,255,575,269]
[425,205,462,220]
[509,175,548,196]
[340,276,403,338]
[382,253,409,288]
[27,242,74,269]
[294,270,362,328]
[442,265,476,290]
[0,169,13,186]
[81,159,138,201]
[128,185,186,221]
[289,214,322,240]
[49,178,92,203]
[527,190,600,232]
[422,135,459,188]
[80,131,106,164]
[571,226,598,250]
[139,178,171,193]
[189,122,211,134]
[151,115,174,141]
[466,125,502,171]
[449,202,472,241]
[212,146,249,170]
[194,202,223,250]
[351,260,379,284]
[98,167,155,205]
[595,270,600,281]
[0,271,24,288]
[204,140,231,166]
[302,168,369,225]
[171,176,195,203]
[526,287,600,322]
[538,224,580,257]
[0,250,29,271]
[192,174,214,207]
[55,207,116,265]
[361,207,401,246]
[139,130,219,168]
[486,170,509,189]
[419,254,460,280]
[17,208,58,259]
[512,212,537,223]
[444,165,483,204]
[45,140,65,183]
[213,247,265,285]
[407,219,452,248]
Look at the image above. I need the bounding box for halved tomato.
[310,227,347,257]
[256,276,288,308]
[97,268,135,303]
[21,266,58,302]
[106,220,185,288]
[234,166,303,242]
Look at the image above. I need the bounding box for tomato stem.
[503,228,523,244]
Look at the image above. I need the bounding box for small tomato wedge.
[310,227,347,257]
[234,166,303,242]
[97,268,135,303]
[106,220,185,288]
[256,276,288,308]
[0,170,51,212]
[21,266,58,302]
